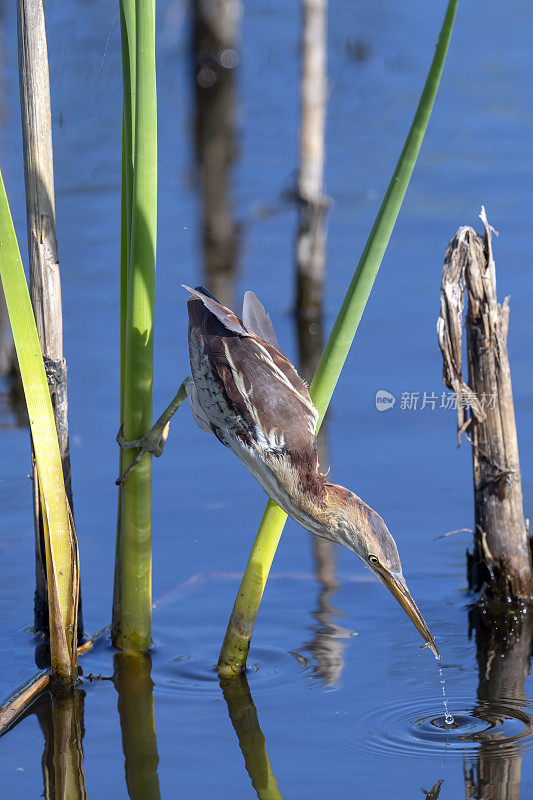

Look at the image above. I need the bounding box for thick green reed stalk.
[113,0,135,642]
[118,0,136,421]
[218,0,458,675]
[112,0,157,651]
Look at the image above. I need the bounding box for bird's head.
[323,484,440,659]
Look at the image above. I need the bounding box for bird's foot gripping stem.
[115,378,189,485]
[115,422,169,485]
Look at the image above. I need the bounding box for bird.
[117,285,439,659]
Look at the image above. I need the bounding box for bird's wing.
[209,333,319,462]
[186,284,319,470]
[182,285,248,336]
[242,291,281,351]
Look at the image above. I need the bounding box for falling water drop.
[438,665,455,726]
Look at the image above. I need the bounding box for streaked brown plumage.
[183,285,439,659]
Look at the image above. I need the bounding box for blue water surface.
[1,0,532,797]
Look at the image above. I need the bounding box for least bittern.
[117,286,439,658]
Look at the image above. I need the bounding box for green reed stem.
[119,0,136,420]
[112,0,157,651]
[113,0,135,635]
[218,0,458,675]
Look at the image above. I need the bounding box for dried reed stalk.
[17,0,81,636]
[437,209,532,602]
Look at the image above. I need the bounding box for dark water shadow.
[191,0,240,309]
[220,673,284,800]
[464,604,533,798]
[113,651,161,800]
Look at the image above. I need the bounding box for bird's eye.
[368,555,379,564]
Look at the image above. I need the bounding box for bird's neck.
[293,477,374,554]
[279,467,360,544]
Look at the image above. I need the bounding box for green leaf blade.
[218,0,459,675]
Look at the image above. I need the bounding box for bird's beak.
[377,569,440,659]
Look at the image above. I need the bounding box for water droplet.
[197,66,216,88]
[219,49,239,69]
[438,665,455,726]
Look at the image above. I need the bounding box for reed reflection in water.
[18,683,87,800]
[191,0,240,309]
[114,651,161,800]
[295,272,352,687]
[221,672,284,800]
[464,605,533,799]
